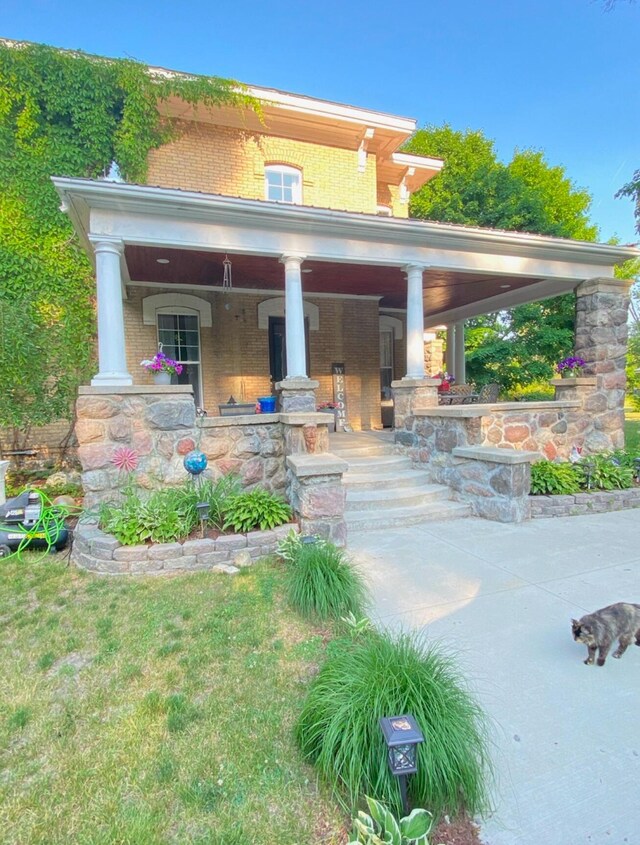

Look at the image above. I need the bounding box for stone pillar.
[451,446,537,523]
[391,377,440,434]
[423,331,444,377]
[280,412,330,456]
[275,377,319,413]
[75,385,196,506]
[404,264,426,379]
[89,236,132,386]
[573,277,632,451]
[0,460,9,505]
[281,253,307,379]
[445,325,455,375]
[454,320,466,384]
[286,454,348,546]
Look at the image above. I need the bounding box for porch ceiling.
[125,245,547,316]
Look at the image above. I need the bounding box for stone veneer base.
[71,521,298,575]
[530,486,640,519]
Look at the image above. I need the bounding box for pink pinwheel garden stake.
[112,447,139,473]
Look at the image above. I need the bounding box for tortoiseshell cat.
[572,603,640,666]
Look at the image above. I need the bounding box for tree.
[616,171,640,236]
[404,126,599,388]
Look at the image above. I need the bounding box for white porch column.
[90,236,132,386]
[445,324,455,375]
[404,263,425,379]
[281,253,307,379]
[454,320,466,384]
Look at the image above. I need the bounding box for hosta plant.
[348,796,440,845]
[578,455,634,491]
[530,460,581,495]
[222,488,291,532]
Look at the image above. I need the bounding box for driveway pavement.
[348,509,640,845]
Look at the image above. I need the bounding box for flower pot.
[561,369,582,379]
[153,371,171,385]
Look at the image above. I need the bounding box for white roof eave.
[52,177,639,270]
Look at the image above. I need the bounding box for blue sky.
[4,0,639,243]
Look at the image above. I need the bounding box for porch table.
[438,393,480,405]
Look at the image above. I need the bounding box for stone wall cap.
[199,413,279,428]
[275,377,320,390]
[414,400,580,418]
[286,453,348,476]
[79,385,194,395]
[391,378,440,388]
[453,446,540,464]
[280,412,333,425]
[550,377,597,386]
[577,277,633,295]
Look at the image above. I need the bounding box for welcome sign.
[331,363,349,431]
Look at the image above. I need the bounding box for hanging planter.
[153,371,172,385]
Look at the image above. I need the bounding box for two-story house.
[54,64,635,431]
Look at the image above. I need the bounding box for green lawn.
[625,411,640,451]
[0,556,346,844]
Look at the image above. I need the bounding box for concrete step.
[345,482,447,512]
[345,500,472,531]
[330,444,396,458]
[343,468,432,492]
[339,454,413,474]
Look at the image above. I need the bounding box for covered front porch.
[54,177,636,432]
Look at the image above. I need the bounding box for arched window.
[265,164,302,204]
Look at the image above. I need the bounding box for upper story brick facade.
[147,83,443,218]
[147,121,381,215]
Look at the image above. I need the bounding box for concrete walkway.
[348,509,640,845]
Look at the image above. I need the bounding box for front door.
[268,316,310,382]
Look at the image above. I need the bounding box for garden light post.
[379,714,424,816]
[583,458,596,491]
[196,501,210,538]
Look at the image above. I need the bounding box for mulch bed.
[432,814,486,845]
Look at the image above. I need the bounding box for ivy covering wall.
[0,41,252,446]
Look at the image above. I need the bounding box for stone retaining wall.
[530,487,640,519]
[75,387,332,507]
[395,401,586,476]
[71,520,297,575]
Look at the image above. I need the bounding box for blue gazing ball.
[183,450,208,476]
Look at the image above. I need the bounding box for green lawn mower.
[0,490,71,558]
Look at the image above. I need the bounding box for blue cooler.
[258,396,277,413]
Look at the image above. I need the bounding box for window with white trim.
[265,164,302,204]
[156,310,203,406]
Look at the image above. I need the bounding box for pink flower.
[112,447,139,472]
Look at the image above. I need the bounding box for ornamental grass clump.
[296,627,492,818]
[285,540,368,622]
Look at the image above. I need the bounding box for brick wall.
[125,287,382,430]
[147,121,386,215]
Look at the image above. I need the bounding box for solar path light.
[379,714,424,815]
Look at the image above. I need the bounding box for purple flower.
[557,356,586,374]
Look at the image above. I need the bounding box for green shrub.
[286,541,367,622]
[349,796,436,845]
[530,460,581,495]
[296,628,491,818]
[577,455,634,491]
[506,381,554,402]
[222,488,291,532]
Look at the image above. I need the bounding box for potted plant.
[140,347,183,385]
[557,356,586,378]
[317,401,339,432]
